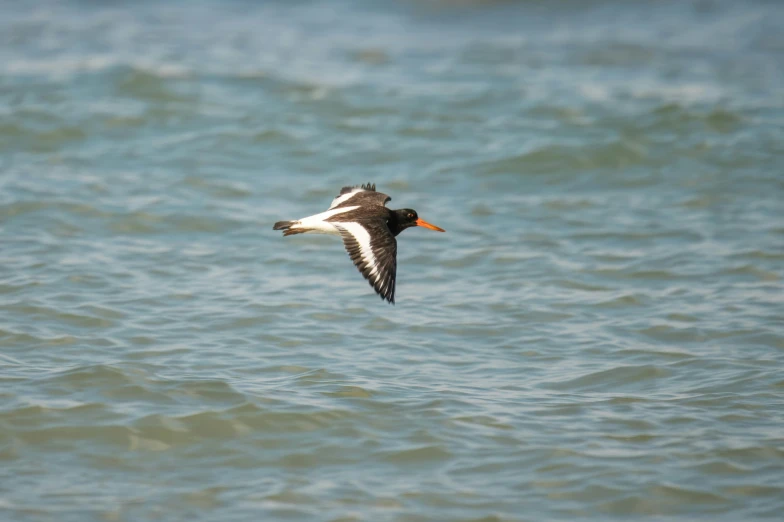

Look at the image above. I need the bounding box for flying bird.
[273,183,445,304]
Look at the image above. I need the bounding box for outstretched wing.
[334,219,397,304]
[329,183,391,210]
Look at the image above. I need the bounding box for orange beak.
[415,217,445,232]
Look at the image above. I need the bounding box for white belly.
[290,206,359,236]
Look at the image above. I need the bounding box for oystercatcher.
[273,183,445,304]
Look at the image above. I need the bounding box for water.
[2,0,783,520]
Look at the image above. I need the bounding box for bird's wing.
[334,219,397,304]
[329,183,391,210]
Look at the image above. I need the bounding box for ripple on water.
[544,365,672,392]
[2,0,784,521]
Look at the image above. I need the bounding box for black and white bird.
[273,183,445,304]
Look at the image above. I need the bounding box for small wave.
[544,365,671,392]
[4,57,190,79]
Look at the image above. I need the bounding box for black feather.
[336,220,397,304]
[339,182,376,196]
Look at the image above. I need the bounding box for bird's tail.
[273,220,305,236]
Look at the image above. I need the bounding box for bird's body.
[273,183,445,304]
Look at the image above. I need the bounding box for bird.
[273,183,445,304]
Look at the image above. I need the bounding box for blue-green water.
[2,1,784,520]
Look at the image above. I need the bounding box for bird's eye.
[408,213,414,218]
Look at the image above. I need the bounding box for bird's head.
[392,209,445,234]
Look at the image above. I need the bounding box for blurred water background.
[1,0,784,520]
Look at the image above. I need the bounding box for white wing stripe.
[292,206,360,235]
[328,188,364,209]
[336,221,379,275]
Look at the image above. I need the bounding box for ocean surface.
[1,1,783,520]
